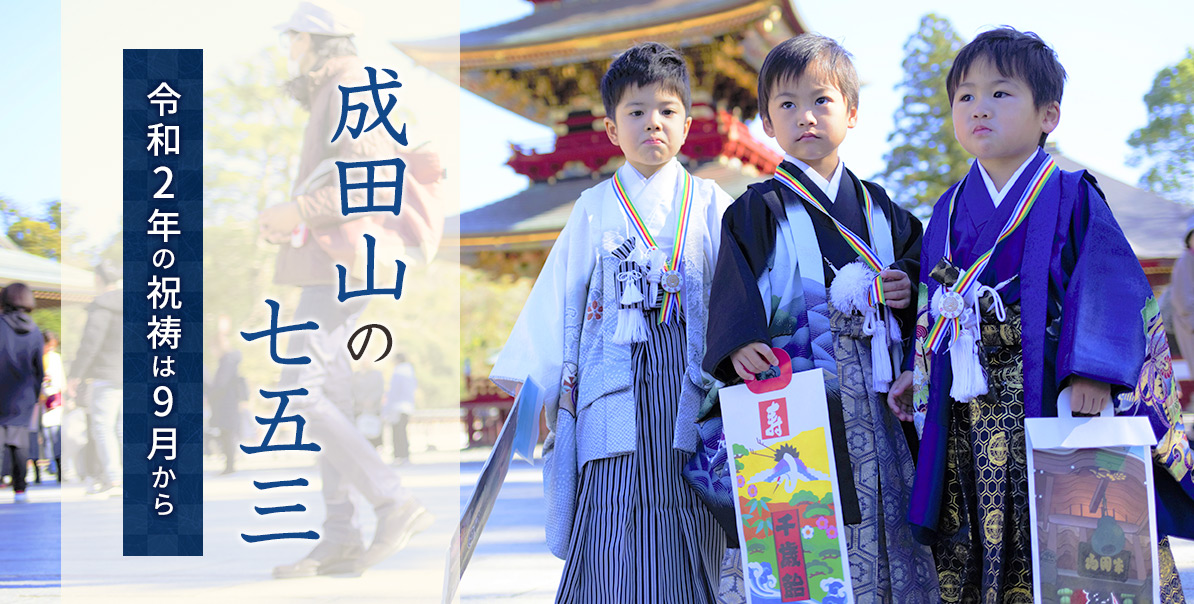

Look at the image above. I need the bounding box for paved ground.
[2,449,1194,602]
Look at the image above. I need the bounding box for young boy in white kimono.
[490,42,732,603]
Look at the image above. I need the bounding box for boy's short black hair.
[600,42,692,118]
[946,27,1066,109]
[757,34,859,124]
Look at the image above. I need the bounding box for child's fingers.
[760,345,779,367]
[744,353,772,375]
[1092,395,1109,415]
[884,289,911,309]
[733,359,756,382]
[887,394,912,422]
[1075,390,1094,415]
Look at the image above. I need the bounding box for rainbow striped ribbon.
[611,170,695,324]
[773,166,887,306]
[924,157,1059,351]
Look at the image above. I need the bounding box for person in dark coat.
[0,283,44,503]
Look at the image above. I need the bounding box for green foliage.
[32,307,60,337]
[460,264,532,390]
[205,48,306,222]
[1128,48,1194,204]
[805,559,831,572]
[0,196,60,259]
[202,47,307,405]
[732,444,751,457]
[789,489,820,506]
[8,217,59,260]
[880,14,970,212]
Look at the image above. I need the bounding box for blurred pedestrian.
[0,284,45,503]
[209,316,248,475]
[41,330,64,482]
[383,354,416,464]
[69,260,124,496]
[261,1,443,578]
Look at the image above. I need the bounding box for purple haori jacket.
[908,149,1194,543]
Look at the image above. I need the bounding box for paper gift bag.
[720,348,853,604]
[1025,389,1161,604]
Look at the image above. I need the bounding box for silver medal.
[938,290,965,319]
[661,269,683,294]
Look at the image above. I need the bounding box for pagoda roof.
[1049,148,1190,259]
[396,0,804,72]
[450,158,763,252]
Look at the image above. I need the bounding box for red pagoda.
[397,0,808,276]
[396,0,809,443]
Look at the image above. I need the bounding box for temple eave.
[457,4,770,70]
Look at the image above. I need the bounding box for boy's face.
[761,71,857,178]
[951,58,1060,175]
[604,83,691,178]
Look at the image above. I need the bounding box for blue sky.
[0,2,60,219]
[6,1,1192,220]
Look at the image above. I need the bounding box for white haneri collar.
[782,153,844,203]
[976,151,1037,209]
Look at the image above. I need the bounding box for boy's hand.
[730,343,778,382]
[1071,376,1112,416]
[886,370,915,421]
[880,268,912,309]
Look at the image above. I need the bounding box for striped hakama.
[556,310,725,604]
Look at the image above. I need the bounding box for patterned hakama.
[555,311,724,604]
[831,306,940,603]
[934,306,1034,603]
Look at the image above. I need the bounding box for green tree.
[0,197,60,259]
[460,265,533,392]
[1128,49,1194,204]
[203,48,305,352]
[880,14,970,212]
[206,48,305,223]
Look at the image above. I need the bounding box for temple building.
[397,0,808,277]
[0,234,94,309]
[397,2,1194,439]
[396,0,808,443]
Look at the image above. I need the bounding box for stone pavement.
[2,449,1194,602]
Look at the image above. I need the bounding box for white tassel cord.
[864,306,893,392]
[930,286,989,401]
[612,269,648,344]
[947,307,988,401]
[612,307,649,344]
[621,275,644,305]
[832,262,899,391]
[943,283,1008,402]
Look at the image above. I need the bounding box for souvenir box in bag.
[1025,389,1160,604]
[720,349,853,604]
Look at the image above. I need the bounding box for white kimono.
[490,158,731,557]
